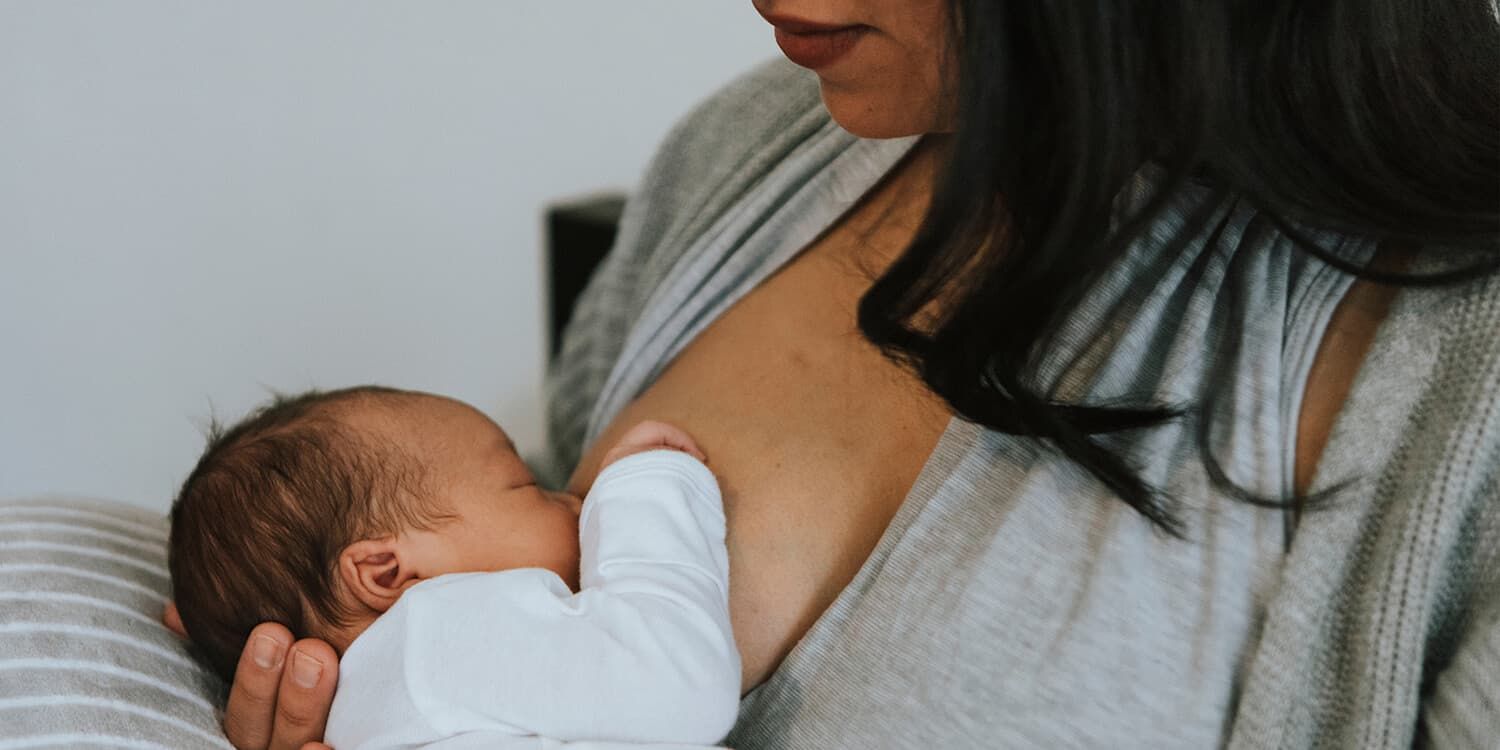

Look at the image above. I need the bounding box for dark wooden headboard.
[545,193,627,359]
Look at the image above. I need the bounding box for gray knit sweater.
[546,59,1499,749]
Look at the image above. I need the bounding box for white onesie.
[324,450,740,750]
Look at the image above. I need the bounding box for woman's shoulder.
[1322,260,1500,620]
[1320,261,1500,520]
[1379,262,1500,427]
[619,58,831,269]
[1394,247,1500,336]
[1326,257,1500,442]
[1226,261,1500,746]
[646,57,826,184]
[672,56,825,138]
[582,57,831,298]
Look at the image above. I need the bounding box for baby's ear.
[338,538,419,613]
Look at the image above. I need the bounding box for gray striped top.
[547,59,1500,749]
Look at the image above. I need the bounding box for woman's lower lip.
[773,26,868,70]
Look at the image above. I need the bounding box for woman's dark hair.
[859,0,1500,536]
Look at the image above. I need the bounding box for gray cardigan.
[547,59,1500,748]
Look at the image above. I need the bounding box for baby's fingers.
[622,420,707,462]
[654,426,707,463]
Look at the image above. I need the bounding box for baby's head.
[168,386,583,682]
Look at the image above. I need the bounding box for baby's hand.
[600,420,707,469]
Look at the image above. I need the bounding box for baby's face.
[351,394,584,589]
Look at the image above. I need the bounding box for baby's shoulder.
[395,569,575,614]
[347,570,575,657]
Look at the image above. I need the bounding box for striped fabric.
[0,497,229,749]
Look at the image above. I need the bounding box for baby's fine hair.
[168,385,451,682]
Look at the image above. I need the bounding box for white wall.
[0,3,776,513]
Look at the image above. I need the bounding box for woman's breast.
[567,246,951,691]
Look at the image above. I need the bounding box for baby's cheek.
[560,512,584,589]
[563,513,583,558]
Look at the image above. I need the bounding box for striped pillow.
[0,497,230,749]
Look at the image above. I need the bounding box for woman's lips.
[765,17,869,70]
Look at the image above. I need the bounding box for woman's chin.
[818,86,947,140]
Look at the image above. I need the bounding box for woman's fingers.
[268,638,339,750]
[222,628,339,750]
[224,622,294,749]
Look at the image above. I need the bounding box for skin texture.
[567,139,953,692]
[752,0,954,137]
[177,2,1396,747]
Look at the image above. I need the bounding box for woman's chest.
[576,237,951,686]
[617,245,949,497]
[603,245,951,513]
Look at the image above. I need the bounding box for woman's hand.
[162,603,340,750]
[598,420,708,469]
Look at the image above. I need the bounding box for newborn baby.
[168,385,740,749]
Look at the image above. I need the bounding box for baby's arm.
[387,425,738,746]
[571,445,740,741]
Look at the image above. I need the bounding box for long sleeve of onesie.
[324,450,739,750]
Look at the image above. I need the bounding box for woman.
[198,0,1500,747]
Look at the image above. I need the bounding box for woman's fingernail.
[291,652,323,688]
[252,635,281,670]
